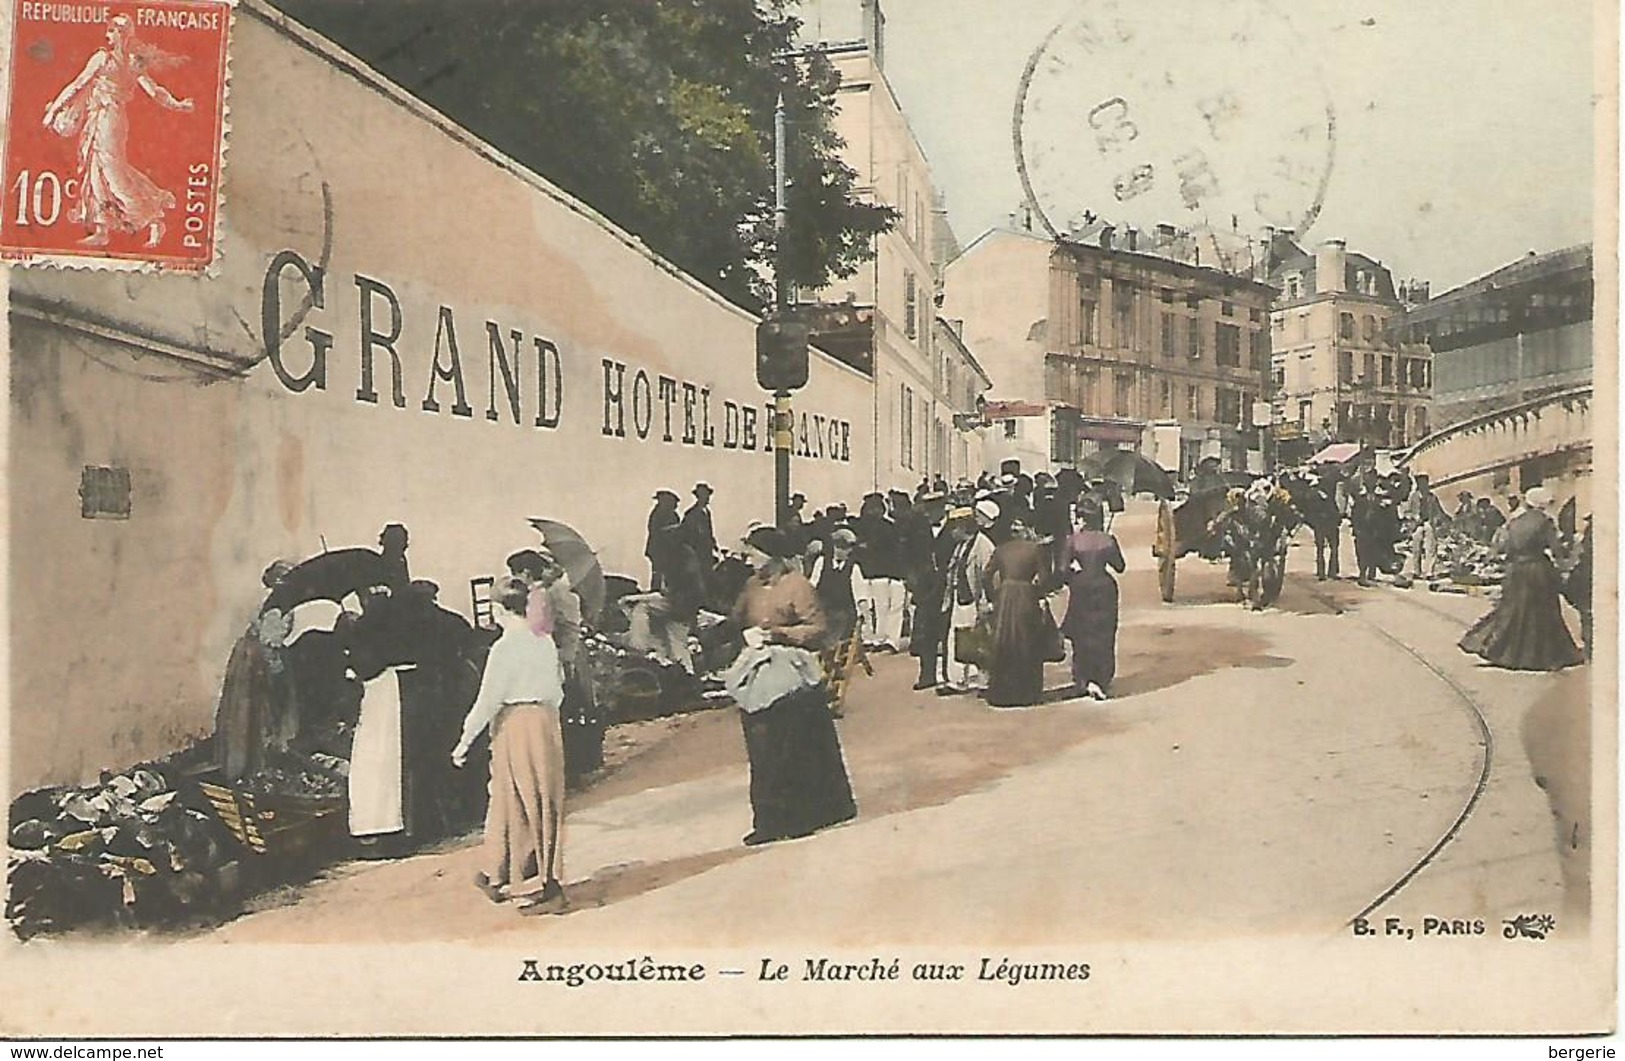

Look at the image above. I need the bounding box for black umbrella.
[267,548,394,609]
[1083,450,1175,500]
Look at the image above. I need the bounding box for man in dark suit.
[681,482,718,565]
[645,490,682,591]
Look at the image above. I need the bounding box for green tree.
[269,0,895,310]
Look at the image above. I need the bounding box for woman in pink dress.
[41,14,194,248]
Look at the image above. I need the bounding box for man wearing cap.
[1400,474,1446,583]
[645,490,682,591]
[681,483,718,567]
[809,526,861,646]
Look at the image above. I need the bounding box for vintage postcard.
[0,0,1615,1039]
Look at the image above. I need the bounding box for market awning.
[982,399,1048,418]
[1309,442,1366,465]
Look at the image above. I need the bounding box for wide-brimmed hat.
[832,528,857,546]
[693,482,713,497]
[653,489,680,503]
[1524,486,1556,511]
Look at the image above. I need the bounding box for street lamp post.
[756,92,809,530]
[773,94,792,531]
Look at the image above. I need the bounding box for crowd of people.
[1278,461,1591,666]
[213,454,1590,923]
[637,469,1130,710]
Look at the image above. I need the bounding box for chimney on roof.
[1316,239,1347,295]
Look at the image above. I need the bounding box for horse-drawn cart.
[1152,482,1295,609]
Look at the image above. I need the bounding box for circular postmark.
[1014,0,1335,253]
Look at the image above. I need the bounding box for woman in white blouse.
[452,577,568,913]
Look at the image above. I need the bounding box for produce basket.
[194,781,345,859]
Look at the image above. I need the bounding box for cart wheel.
[1156,501,1176,603]
[1261,551,1286,607]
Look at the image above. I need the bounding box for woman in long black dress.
[1059,497,1126,700]
[983,524,1051,707]
[1459,486,1584,671]
[731,526,857,846]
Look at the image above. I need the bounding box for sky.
[806,0,1601,294]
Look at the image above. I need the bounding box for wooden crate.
[196,781,344,857]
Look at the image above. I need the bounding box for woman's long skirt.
[986,584,1046,707]
[1460,557,1584,671]
[740,685,857,841]
[348,667,406,837]
[482,704,566,896]
[561,667,606,787]
[1062,575,1119,691]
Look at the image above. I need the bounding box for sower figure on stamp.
[42,14,195,249]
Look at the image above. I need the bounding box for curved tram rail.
[1296,580,1496,926]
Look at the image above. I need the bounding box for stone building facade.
[942,227,1275,478]
[1267,236,1433,458]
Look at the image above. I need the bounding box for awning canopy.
[1309,442,1366,465]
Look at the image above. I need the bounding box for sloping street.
[210,506,1586,950]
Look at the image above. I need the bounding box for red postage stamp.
[1,0,232,271]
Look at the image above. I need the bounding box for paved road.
[211,503,1588,951]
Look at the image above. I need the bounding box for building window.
[1215,387,1242,426]
[904,272,918,340]
[900,384,914,468]
[1363,315,1378,343]
[1339,351,1354,382]
[1186,384,1201,420]
[1285,275,1302,299]
[1249,329,1268,370]
[1160,288,1175,305]
[80,465,131,520]
[1185,293,1202,312]
[1298,399,1313,425]
[1271,315,1284,334]
[1380,355,1393,386]
[1221,300,1234,317]
[1187,317,1202,359]
[1271,363,1286,392]
[1114,283,1136,347]
[1363,353,1376,381]
[1160,379,1174,417]
[1161,313,1176,358]
[1297,313,1309,340]
[1003,418,1018,439]
[1078,273,1099,346]
[1114,372,1134,417]
[1339,312,1355,340]
[1249,307,1262,324]
[1215,323,1241,368]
